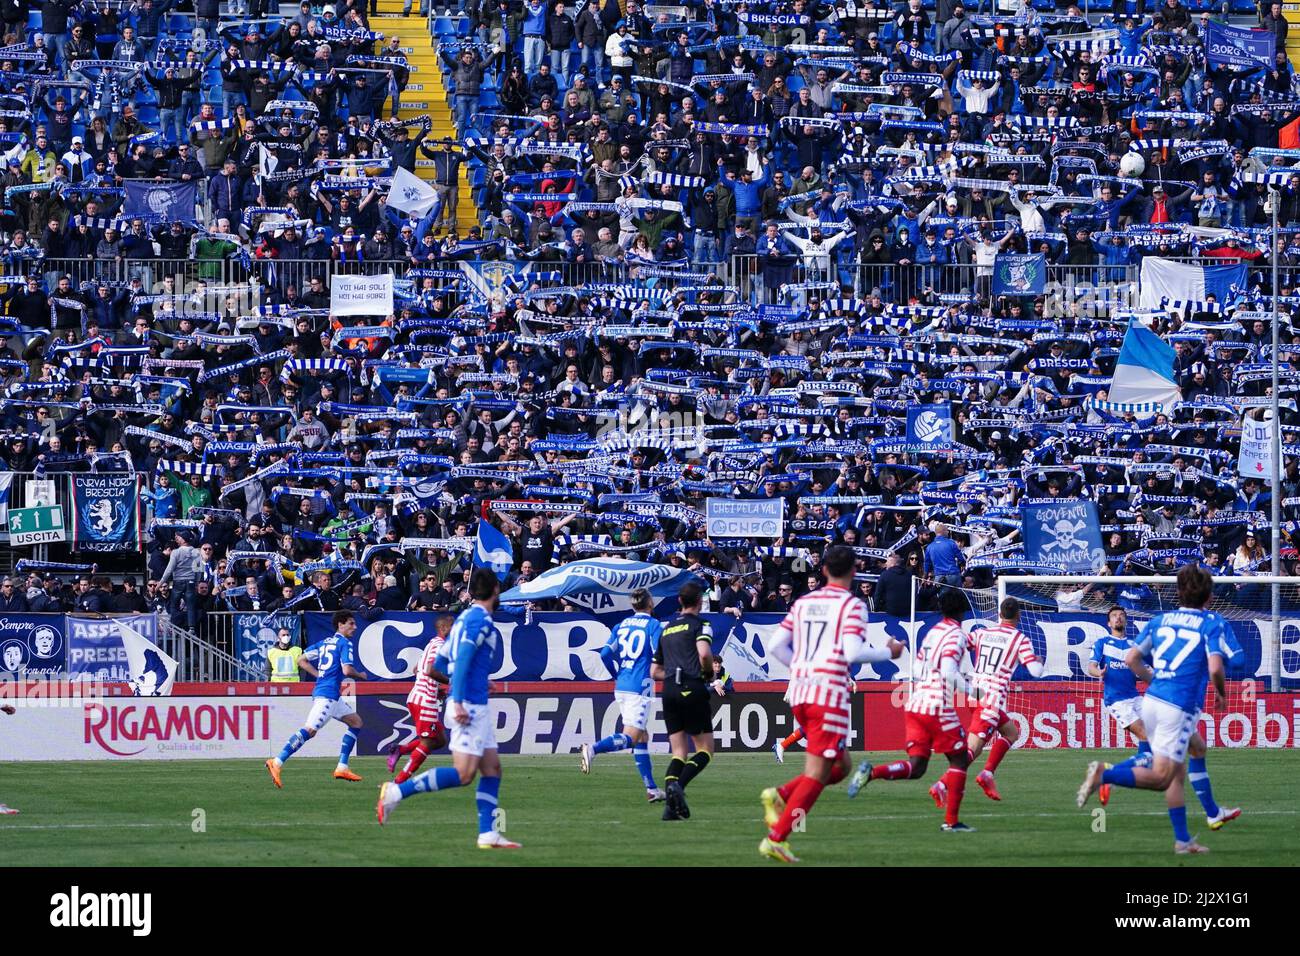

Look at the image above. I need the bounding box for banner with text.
[705,498,785,539]
[68,473,143,552]
[330,272,394,316]
[304,609,1297,686]
[0,613,65,676]
[66,613,159,682]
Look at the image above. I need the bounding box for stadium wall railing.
[24,256,1153,313]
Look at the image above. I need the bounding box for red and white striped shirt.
[778,584,867,712]
[969,622,1039,711]
[406,635,446,709]
[905,618,971,717]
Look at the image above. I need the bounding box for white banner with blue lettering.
[303,609,1294,686]
[1022,500,1107,572]
[705,498,784,539]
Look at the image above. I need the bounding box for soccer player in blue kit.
[376,569,521,849]
[266,610,370,787]
[1078,565,1242,853]
[1086,606,1153,805]
[580,587,666,802]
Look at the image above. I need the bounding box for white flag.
[116,619,178,697]
[386,165,439,218]
[1238,411,1274,483]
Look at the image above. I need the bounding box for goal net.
[904,575,1291,752]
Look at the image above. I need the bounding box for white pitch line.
[0,809,1295,832]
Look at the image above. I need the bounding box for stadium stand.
[0,0,1299,651]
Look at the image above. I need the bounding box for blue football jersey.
[602,612,663,696]
[1090,634,1148,705]
[440,604,499,706]
[1135,608,1242,714]
[302,633,354,700]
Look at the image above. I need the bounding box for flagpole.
[1271,187,1281,694]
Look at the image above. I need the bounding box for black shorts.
[662,688,713,737]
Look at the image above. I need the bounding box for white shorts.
[1141,695,1199,765]
[1105,696,1143,730]
[305,696,355,733]
[447,702,496,757]
[615,691,652,732]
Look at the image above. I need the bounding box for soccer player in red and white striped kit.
[759,546,905,863]
[964,597,1044,800]
[386,616,451,784]
[847,588,977,832]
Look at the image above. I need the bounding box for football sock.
[476,775,501,836]
[1169,805,1191,843]
[398,737,420,756]
[942,768,967,827]
[401,765,460,798]
[777,774,803,803]
[277,730,308,764]
[338,729,357,768]
[827,762,847,786]
[632,744,656,789]
[593,733,631,755]
[665,757,685,785]
[1102,764,1136,788]
[1187,757,1221,817]
[781,729,803,749]
[770,775,825,843]
[396,741,430,784]
[983,736,1011,774]
[677,750,711,789]
[1115,741,1153,771]
[870,760,911,781]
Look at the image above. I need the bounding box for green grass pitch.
[2,750,1296,866]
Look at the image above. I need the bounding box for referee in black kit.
[651,582,715,821]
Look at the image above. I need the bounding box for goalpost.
[901,574,1293,752]
[996,575,1287,695]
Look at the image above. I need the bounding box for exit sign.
[7,505,66,545]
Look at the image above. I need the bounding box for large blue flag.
[499,558,705,613]
[473,520,515,581]
[123,180,198,221]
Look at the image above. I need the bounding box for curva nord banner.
[304,609,1300,688]
[68,473,144,552]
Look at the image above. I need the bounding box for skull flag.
[1022,500,1106,573]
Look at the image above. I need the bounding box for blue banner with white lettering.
[65,613,159,681]
[992,253,1047,295]
[69,473,144,553]
[906,404,954,444]
[1022,500,1107,572]
[1205,21,1276,71]
[0,613,65,676]
[233,612,302,676]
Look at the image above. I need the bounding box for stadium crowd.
[0,0,1298,638]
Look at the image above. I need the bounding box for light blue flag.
[474,520,515,581]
